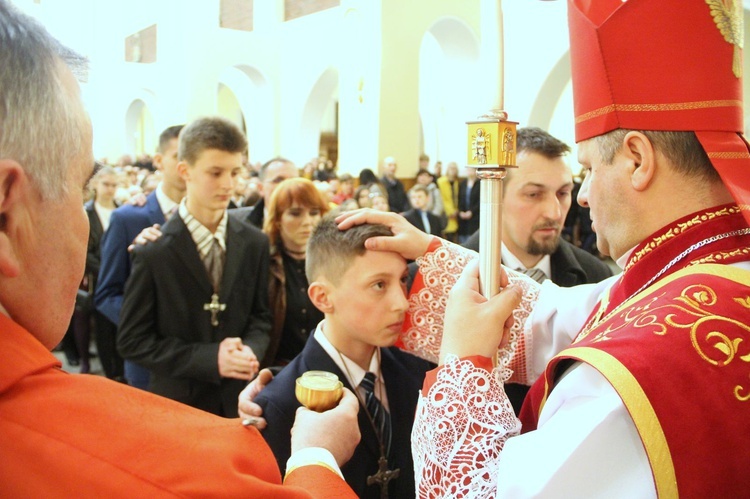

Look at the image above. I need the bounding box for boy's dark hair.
[306,215,393,285]
[178,117,247,164]
[158,125,184,154]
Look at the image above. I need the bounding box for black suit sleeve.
[239,231,272,362]
[469,182,481,214]
[256,395,296,474]
[117,246,222,383]
[431,213,445,236]
[85,208,102,279]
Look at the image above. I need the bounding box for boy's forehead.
[347,250,407,277]
[192,148,242,166]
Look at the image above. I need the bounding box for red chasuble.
[523,205,750,498]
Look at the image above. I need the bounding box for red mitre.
[568,0,750,225]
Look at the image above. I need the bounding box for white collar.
[500,242,552,279]
[313,321,380,388]
[155,182,179,217]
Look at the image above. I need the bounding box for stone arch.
[528,51,577,172]
[419,17,481,166]
[218,65,273,163]
[528,51,572,131]
[299,66,339,167]
[124,90,157,156]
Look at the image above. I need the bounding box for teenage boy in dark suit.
[118,117,272,417]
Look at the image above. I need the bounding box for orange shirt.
[0,313,354,498]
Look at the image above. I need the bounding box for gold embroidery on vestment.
[625,207,740,272]
[579,275,750,402]
[692,246,750,265]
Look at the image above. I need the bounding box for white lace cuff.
[412,355,521,498]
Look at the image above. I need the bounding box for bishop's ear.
[308,281,334,314]
[0,159,27,278]
[622,131,656,191]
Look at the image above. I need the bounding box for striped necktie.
[520,267,547,284]
[204,238,225,291]
[361,371,392,457]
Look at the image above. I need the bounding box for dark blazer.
[402,208,445,236]
[256,334,434,499]
[263,245,323,367]
[381,176,410,213]
[457,178,481,236]
[244,198,265,229]
[463,233,614,413]
[117,211,272,417]
[84,200,105,286]
[84,200,124,380]
[95,191,166,325]
[463,231,614,286]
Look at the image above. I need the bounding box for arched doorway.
[217,83,246,135]
[217,65,273,164]
[124,98,155,157]
[419,18,481,167]
[300,67,339,168]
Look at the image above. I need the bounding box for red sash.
[520,205,750,496]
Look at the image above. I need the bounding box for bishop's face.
[576,138,634,261]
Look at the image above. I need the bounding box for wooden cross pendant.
[203,293,226,326]
[367,456,399,498]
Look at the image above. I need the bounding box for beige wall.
[19,0,750,177]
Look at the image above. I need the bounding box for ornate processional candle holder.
[466,110,518,299]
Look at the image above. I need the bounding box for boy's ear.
[0,159,28,278]
[308,281,334,314]
[177,161,190,181]
[152,152,163,171]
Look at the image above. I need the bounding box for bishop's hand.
[336,208,433,261]
[439,260,522,364]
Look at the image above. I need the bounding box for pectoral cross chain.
[203,293,226,326]
[367,456,399,498]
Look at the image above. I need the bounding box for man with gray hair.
[380,156,410,212]
[0,2,359,495]
[244,157,298,228]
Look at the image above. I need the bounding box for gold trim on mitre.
[706,0,744,78]
[554,346,678,498]
[575,99,743,125]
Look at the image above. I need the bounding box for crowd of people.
[61,144,496,379]
[4,0,749,497]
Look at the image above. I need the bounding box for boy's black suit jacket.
[402,208,445,236]
[255,333,434,499]
[118,210,272,417]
